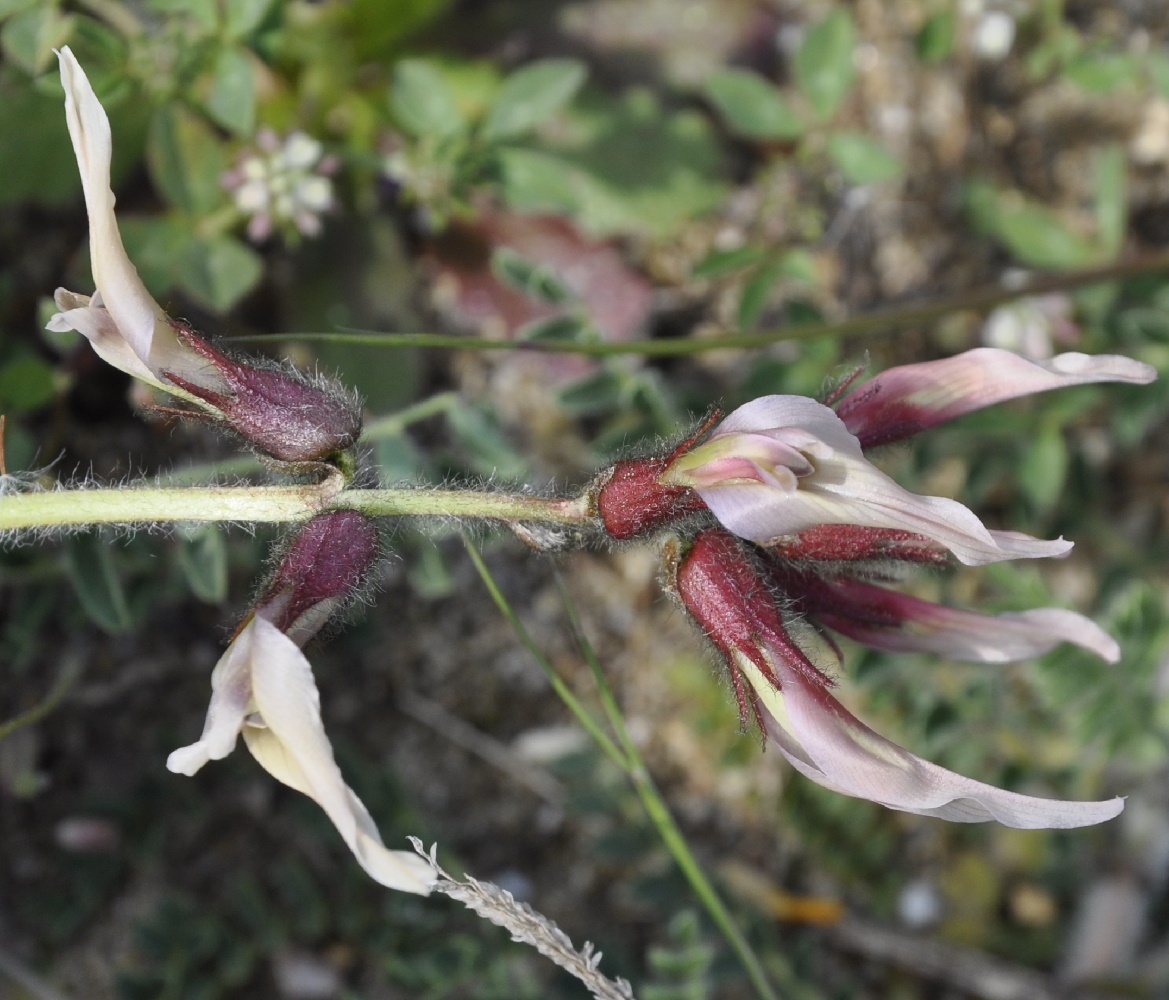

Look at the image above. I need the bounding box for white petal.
[738,654,1123,829]
[57,47,179,373]
[48,296,159,385]
[167,620,257,775]
[716,394,857,447]
[242,618,433,894]
[702,453,1066,567]
[836,348,1157,447]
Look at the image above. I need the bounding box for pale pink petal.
[683,396,1070,565]
[836,348,1157,448]
[242,619,433,895]
[166,620,257,776]
[738,654,1122,829]
[692,403,1067,565]
[809,577,1120,663]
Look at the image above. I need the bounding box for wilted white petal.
[242,618,433,894]
[681,396,1069,566]
[836,348,1157,447]
[166,621,258,776]
[737,653,1123,829]
[48,294,156,385]
[56,47,177,371]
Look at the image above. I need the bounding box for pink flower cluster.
[596,348,1155,828]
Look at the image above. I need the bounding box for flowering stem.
[340,489,593,524]
[0,484,594,532]
[0,484,330,530]
[556,576,782,1000]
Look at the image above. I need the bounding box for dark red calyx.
[673,529,830,700]
[256,510,379,645]
[595,455,708,540]
[164,326,362,463]
[595,410,723,540]
[765,525,949,567]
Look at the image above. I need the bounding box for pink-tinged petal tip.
[836,348,1158,448]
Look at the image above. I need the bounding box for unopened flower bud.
[163,327,362,463]
[256,510,379,646]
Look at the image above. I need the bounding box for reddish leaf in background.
[424,208,653,363]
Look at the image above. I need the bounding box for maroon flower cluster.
[588,348,1155,827]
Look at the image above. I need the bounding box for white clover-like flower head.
[223,129,336,242]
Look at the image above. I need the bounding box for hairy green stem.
[0,484,328,530]
[0,484,594,532]
[339,489,592,524]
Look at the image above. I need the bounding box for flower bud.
[163,327,362,463]
[256,510,379,646]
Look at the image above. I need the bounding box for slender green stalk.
[0,484,594,532]
[232,251,1169,357]
[462,539,629,770]
[556,575,782,1000]
[361,392,460,441]
[0,656,84,742]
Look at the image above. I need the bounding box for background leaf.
[826,131,901,184]
[916,9,956,63]
[703,69,804,140]
[390,58,466,138]
[64,533,133,635]
[176,523,228,604]
[794,9,856,119]
[446,400,527,480]
[1,5,74,75]
[1094,144,1127,257]
[147,103,227,214]
[205,45,256,136]
[179,235,264,312]
[481,58,587,140]
[490,246,573,304]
